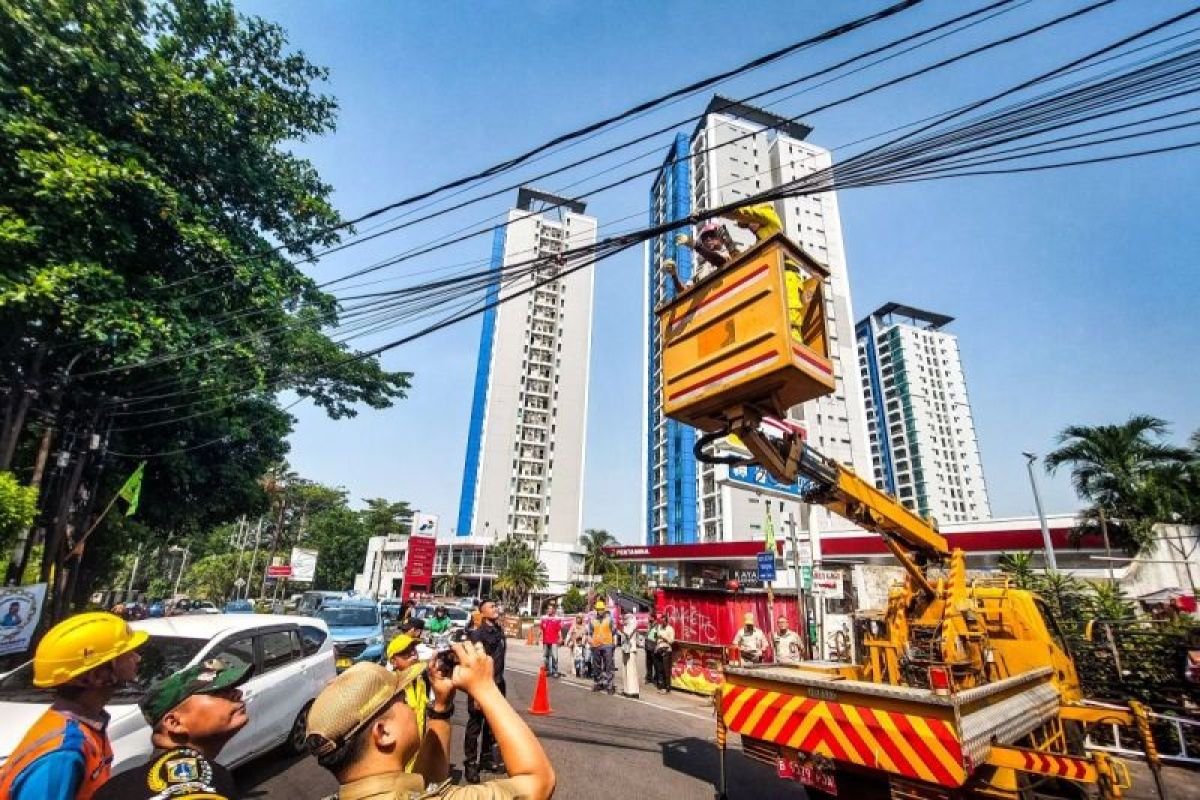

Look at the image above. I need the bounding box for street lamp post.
[477,522,490,601]
[1022,452,1058,572]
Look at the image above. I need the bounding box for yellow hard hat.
[386,634,417,661]
[34,612,148,688]
[594,600,606,611]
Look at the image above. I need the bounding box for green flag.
[118,462,145,517]
[764,501,776,555]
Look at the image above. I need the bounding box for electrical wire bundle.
[86,0,1200,455]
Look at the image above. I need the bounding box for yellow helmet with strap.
[33,611,148,687]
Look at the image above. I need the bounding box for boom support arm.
[718,406,950,595]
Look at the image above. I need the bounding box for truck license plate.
[778,755,837,795]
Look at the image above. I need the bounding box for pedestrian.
[306,644,555,800]
[468,599,482,630]
[93,658,249,799]
[0,612,147,800]
[732,612,769,664]
[463,598,506,784]
[385,634,432,771]
[565,613,589,678]
[425,606,452,638]
[588,600,616,695]
[644,614,658,688]
[538,601,564,678]
[619,611,641,698]
[652,612,676,694]
[773,614,804,664]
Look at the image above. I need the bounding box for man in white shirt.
[773,615,804,664]
[732,613,769,664]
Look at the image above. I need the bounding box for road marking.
[507,666,714,722]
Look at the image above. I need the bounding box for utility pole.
[127,542,143,599]
[1099,507,1117,585]
[172,545,190,598]
[245,517,264,599]
[1022,452,1058,571]
[786,511,811,659]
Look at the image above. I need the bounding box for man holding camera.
[464,598,506,784]
[307,640,553,800]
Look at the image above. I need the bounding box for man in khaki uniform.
[306,639,554,800]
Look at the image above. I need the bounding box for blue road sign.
[757,551,776,582]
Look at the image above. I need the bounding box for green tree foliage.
[0,471,37,550]
[1044,416,1192,553]
[303,504,369,591]
[580,528,616,577]
[0,0,410,601]
[434,566,468,598]
[997,551,1036,589]
[360,498,412,539]
[495,554,548,610]
[561,585,586,614]
[183,552,240,601]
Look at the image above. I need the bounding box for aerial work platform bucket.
[657,233,835,432]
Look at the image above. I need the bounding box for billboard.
[718,463,814,500]
[402,535,437,601]
[412,512,439,538]
[290,547,318,583]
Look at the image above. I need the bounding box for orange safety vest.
[590,616,614,647]
[0,707,112,800]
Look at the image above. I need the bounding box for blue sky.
[238,0,1200,543]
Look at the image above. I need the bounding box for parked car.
[411,604,470,630]
[224,599,254,614]
[317,599,383,671]
[189,600,220,615]
[0,614,335,774]
[297,590,348,616]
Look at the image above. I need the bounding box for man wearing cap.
[587,600,616,695]
[0,611,146,800]
[463,598,506,784]
[92,658,249,799]
[307,641,555,799]
[732,612,769,664]
[386,634,431,772]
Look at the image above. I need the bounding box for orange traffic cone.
[525,626,536,646]
[528,666,553,715]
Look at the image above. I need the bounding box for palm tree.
[580,528,616,578]
[998,551,1037,589]
[494,555,548,609]
[1044,415,1190,553]
[435,566,468,597]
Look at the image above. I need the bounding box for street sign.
[290,547,318,583]
[801,565,813,590]
[233,577,246,588]
[266,565,292,578]
[813,569,843,599]
[796,541,813,566]
[757,552,776,582]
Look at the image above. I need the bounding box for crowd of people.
[1,597,812,800]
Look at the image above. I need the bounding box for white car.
[0,614,336,774]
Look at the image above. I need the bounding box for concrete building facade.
[644,97,873,548]
[456,188,597,550]
[855,303,991,523]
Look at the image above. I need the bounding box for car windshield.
[319,606,378,627]
[446,608,468,621]
[0,635,207,704]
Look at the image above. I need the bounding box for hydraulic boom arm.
[712,405,949,596]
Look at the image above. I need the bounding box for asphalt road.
[235,642,1195,800]
[235,642,805,800]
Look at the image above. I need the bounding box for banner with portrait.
[0,583,48,656]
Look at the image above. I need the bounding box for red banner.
[402,536,437,601]
[266,565,292,578]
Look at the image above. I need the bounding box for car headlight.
[367,635,384,646]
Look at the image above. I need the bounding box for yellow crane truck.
[656,231,1157,799]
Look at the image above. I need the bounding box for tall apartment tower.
[456,188,597,546]
[856,303,992,523]
[644,97,873,546]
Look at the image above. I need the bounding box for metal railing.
[1085,703,1200,766]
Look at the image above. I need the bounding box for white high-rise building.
[856,303,992,523]
[644,97,873,547]
[456,188,597,549]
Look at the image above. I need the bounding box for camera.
[435,628,470,674]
